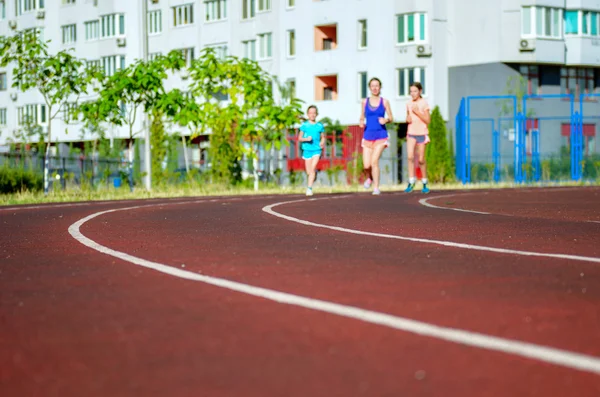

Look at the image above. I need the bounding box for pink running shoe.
[363,178,372,189]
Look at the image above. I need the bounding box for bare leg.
[416,143,427,181]
[406,137,417,182]
[305,156,320,188]
[362,146,373,181]
[371,143,387,190]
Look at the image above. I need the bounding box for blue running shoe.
[422,183,430,194]
[404,183,415,193]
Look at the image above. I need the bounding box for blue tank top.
[363,97,388,141]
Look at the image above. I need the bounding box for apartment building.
[0,0,598,163]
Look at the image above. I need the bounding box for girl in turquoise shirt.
[299,105,325,196]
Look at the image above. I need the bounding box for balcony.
[565,36,600,65]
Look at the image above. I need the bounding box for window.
[0,108,6,125]
[63,103,77,123]
[15,0,44,16]
[242,0,255,20]
[0,1,6,20]
[17,104,46,126]
[358,19,367,49]
[0,72,7,91]
[397,67,426,96]
[149,52,162,61]
[258,32,272,59]
[397,12,427,44]
[148,10,162,34]
[86,59,101,71]
[257,0,271,12]
[24,27,44,42]
[314,24,337,51]
[565,10,600,36]
[206,43,228,59]
[287,0,294,8]
[561,67,595,97]
[205,0,227,21]
[178,47,195,67]
[520,65,540,95]
[358,71,368,99]
[102,55,126,76]
[242,39,256,60]
[61,24,76,45]
[287,79,296,99]
[521,6,562,38]
[173,4,194,27]
[100,14,125,38]
[62,0,75,4]
[315,75,338,101]
[85,20,100,41]
[287,30,295,57]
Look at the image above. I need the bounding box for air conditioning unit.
[8,20,17,30]
[10,92,18,102]
[416,44,432,57]
[151,0,159,3]
[36,10,45,19]
[116,38,127,47]
[519,38,535,52]
[181,72,190,80]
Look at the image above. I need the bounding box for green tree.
[425,106,454,183]
[188,48,303,188]
[0,31,91,193]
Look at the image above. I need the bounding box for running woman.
[299,105,326,196]
[359,77,393,195]
[405,82,431,194]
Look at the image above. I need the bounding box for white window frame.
[257,32,272,60]
[61,24,77,45]
[61,0,75,5]
[101,55,126,77]
[242,0,256,20]
[204,0,227,22]
[397,67,426,98]
[0,0,6,20]
[63,102,77,124]
[178,47,195,67]
[521,6,563,39]
[396,12,428,45]
[84,20,100,41]
[173,3,194,27]
[148,10,162,35]
[0,72,7,91]
[242,39,256,60]
[257,0,271,13]
[358,19,367,49]
[100,14,126,39]
[286,29,295,57]
[15,0,44,16]
[17,104,47,126]
[205,43,228,59]
[149,52,162,61]
[0,108,7,126]
[358,71,368,100]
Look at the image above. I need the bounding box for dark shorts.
[408,135,430,145]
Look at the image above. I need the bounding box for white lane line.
[419,193,491,215]
[263,198,600,264]
[587,221,600,224]
[67,199,600,376]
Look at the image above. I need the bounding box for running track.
[1,187,600,396]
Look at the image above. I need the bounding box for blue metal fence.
[455,94,598,184]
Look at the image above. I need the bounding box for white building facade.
[0,0,599,166]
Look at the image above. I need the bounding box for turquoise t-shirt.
[300,122,325,152]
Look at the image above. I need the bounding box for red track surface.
[1,188,600,396]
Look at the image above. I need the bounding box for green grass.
[1,180,597,206]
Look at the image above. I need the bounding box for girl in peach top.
[405,82,431,194]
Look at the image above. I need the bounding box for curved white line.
[263,198,600,264]
[67,197,600,376]
[419,193,491,215]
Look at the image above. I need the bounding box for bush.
[426,106,454,183]
[0,166,43,194]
